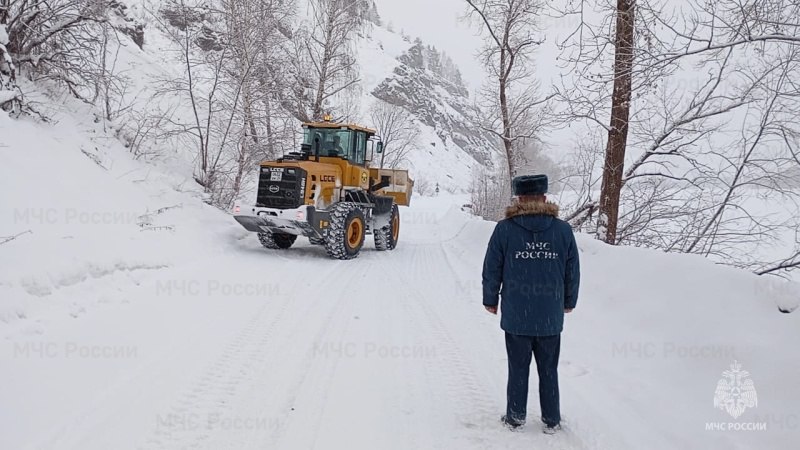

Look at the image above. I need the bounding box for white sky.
[372,0,487,91]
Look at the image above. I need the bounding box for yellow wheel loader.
[234,119,414,260]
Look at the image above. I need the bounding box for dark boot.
[500,415,525,430]
[543,423,563,435]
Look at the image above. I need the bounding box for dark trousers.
[505,333,561,426]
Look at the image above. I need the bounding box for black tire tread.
[324,203,365,260]
[374,204,399,251]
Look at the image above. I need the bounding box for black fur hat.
[512,174,548,196]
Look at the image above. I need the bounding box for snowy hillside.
[367,37,499,191]
[2,111,800,449]
[343,25,498,194]
[76,0,499,196]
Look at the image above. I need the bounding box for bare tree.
[369,100,418,169]
[555,0,800,275]
[292,0,361,121]
[148,1,238,201]
[470,165,511,220]
[117,99,176,160]
[0,0,114,112]
[142,0,298,207]
[465,0,553,182]
[93,22,135,124]
[220,0,295,200]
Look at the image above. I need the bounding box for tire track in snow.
[136,253,349,450]
[195,258,370,450]
[243,265,365,449]
[263,251,436,449]
[26,253,299,450]
[138,297,292,450]
[400,244,497,448]
[274,275,363,449]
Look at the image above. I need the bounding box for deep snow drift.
[2,113,799,450]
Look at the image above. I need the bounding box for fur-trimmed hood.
[505,201,560,219]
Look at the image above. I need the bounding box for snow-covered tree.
[291,0,362,121]
[146,0,297,207]
[0,0,113,112]
[369,100,418,169]
[556,0,800,274]
[0,5,19,112]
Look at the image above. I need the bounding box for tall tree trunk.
[258,74,277,158]
[243,89,259,146]
[598,0,635,244]
[498,35,515,183]
[500,76,515,181]
[263,92,276,158]
[0,0,8,23]
[312,9,337,121]
[232,142,247,204]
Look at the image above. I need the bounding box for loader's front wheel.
[375,204,400,251]
[258,231,296,250]
[325,203,366,260]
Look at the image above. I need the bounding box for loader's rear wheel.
[258,231,296,250]
[325,203,366,260]
[375,204,400,251]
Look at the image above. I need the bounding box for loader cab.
[301,121,377,168]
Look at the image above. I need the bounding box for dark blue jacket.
[482,201,580,336]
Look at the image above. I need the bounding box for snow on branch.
[0,25,19,110]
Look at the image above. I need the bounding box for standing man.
[482,174,580,434]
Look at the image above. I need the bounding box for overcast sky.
[372,0,487,91]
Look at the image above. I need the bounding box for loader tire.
[258,231,296,250]
[375,204,400,251]
[324,203,366,260]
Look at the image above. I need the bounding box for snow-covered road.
[2,195,799,450]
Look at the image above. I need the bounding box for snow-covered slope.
[354,25,499,193]
[0,108,233,333]
[369,39,499,192]
[2,111,799,450]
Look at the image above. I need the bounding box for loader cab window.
[354,131,367,166]
[304,128,352,159]
[303,127,367,166]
